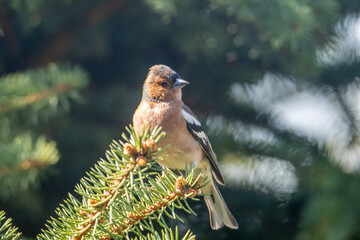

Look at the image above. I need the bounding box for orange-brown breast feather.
[133,100,204,170]
[133,100,183,135]
[146,78,166,100]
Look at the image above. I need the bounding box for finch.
[133,64,238,230]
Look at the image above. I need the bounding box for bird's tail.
[204,182,239,230]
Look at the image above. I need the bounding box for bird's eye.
[159,81,168,88]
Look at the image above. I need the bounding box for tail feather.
[204,182,238,230]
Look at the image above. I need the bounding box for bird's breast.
[133,101,176,130]
[133,101,205,170]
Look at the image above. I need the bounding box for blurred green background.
[2,0,360,239]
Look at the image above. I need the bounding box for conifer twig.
[0,63,88,114]
[38,126,205,240]
[0,211,21,239]
[0,135,60,198]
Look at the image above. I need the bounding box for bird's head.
[142,64,189,102]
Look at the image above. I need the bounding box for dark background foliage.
[1,0,360,239]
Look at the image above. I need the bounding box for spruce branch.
[140,227,195,240]
[38,126,205,240]
[0,62,88,198]
[0,211,21,240]
[0,63,89,125]
[0,134,59,198]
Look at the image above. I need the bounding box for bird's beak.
[173,78,189,89]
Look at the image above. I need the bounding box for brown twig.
[0,159,50,177]
[72,140,154,240]
[99,176,199,240]
[0,83,73,113]
[72,138,200,240]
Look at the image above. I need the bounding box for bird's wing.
[181,105,225,185]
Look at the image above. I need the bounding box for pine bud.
[100,236,111,240]
[80,210,88,217]
[124,218,135,225]
[113,226,122,234]
[128,212,136,219]
[123,143,136,156]
[136,156,147,167]
[142,139,157,153]
[185,188,197,198]
[88,199,98,205]
[176,176,184,191]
